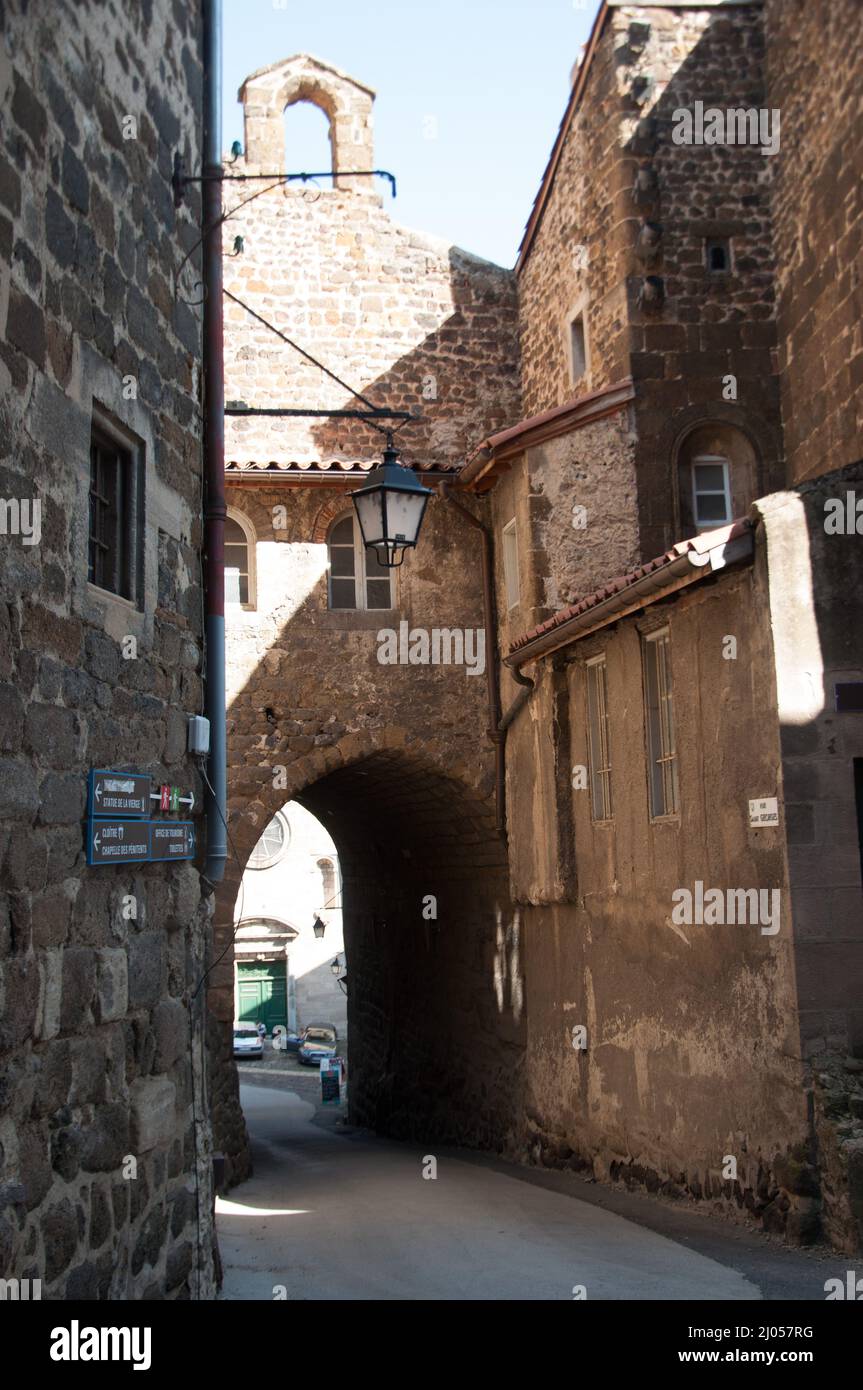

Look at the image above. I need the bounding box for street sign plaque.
[86,819,196,867]
[88,770,151,819]
[87,818,151,867]
[149,821,196,861]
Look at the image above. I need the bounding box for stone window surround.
[70,342,195,653]
[564,292,591,392]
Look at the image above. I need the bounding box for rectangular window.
[88,421,143,603]
[643,629,678,819]
[502,518,520,610]
[691,454,731,529]
[224,517,250,605]
[586,655,612,821]
[705,237,731,273]
[570,312,587,384]
[327,513,392,610]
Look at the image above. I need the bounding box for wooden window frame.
[225,507,257,610]
[643,628,679,820]
[691,454,732,530]
[586,654,613,822]
[327,511,393,612]
[88,413,144,607]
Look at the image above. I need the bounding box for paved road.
[218,1083,778,1301]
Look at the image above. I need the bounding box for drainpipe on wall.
[202,0,227,884]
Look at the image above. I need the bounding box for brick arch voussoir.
[311,492,353,543]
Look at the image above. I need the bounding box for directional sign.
[86,819,196,867]
[87,818,152,867]
[88,770,151,819]
[149,821,196,862]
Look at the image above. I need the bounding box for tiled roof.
[508,519,753,657]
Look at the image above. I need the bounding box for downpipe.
[439,484,534,836]
[202,0,227,884]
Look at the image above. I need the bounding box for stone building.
[233,800,347,1038]
[471,0,863,1250]
[0,2,217,1296]
[214,1,862,1252]
[208,52,524,1181]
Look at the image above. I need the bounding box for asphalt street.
[217,1079,851,1302]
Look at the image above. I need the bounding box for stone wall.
[0,0,216,1297]
[516,4,785,565]
[223,57,520,477]
[212,54,525,1175]
[507,543,826,1241]
[763,0,863,486]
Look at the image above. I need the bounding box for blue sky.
[222,0,596,268]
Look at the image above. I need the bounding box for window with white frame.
[327,512,392,610]
[691,455,732,530]
[225,509,256,608]
[643,629,678,819]
[502,518,520,610]
[586,655,612,822]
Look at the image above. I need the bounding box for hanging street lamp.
[350,432,433,568]
[312,915,326,939]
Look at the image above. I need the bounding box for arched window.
[676,424,758,537]
[247,811,290,870]
[225,509,257,608]
[327,513,392,610]
[317,858,337,904]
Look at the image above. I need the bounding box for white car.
[233,1026,263,1059]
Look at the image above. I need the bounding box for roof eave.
[506,527,754,666]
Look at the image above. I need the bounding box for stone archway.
[209,726,526,1184]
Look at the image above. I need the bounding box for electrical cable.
[223,288,391,434]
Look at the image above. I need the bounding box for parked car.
[297,1023,338,1066]
[233,1025,263,1059]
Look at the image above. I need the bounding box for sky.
[222,0,596,269]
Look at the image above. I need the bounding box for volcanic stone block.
[130,1076,176,1152]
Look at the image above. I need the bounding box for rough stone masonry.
[0,0,217,1297]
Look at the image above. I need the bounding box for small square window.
[691,454,732,529]
[88,417,144,604]
[705,238,731,273]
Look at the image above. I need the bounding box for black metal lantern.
[330,957,341,976]
[312,915,326,939]
[350,434,432,568]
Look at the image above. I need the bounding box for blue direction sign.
[88,770,151,819]
[87,818,152,866]
[149,821,196,862]
[86,819,196,867]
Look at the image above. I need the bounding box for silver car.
[233,1026,263,1059]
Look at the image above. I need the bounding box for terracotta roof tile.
[509,519,752,655]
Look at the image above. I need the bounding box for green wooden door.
[236,960,288,1033]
